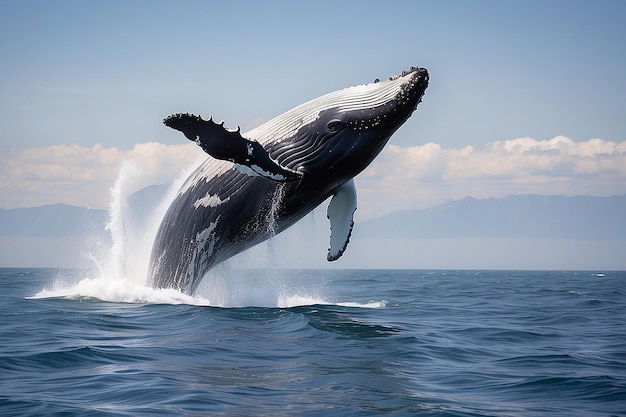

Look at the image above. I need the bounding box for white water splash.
[266,183,286,236]
[103,161,135,281]
[33,159,198,304]
[33,275,208,305]
[194,267,333,308]
[100,161,185,284]
[32,268,385,309]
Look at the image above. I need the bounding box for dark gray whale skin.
[149,66,429,294]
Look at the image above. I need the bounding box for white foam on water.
[337,300,388,308]
[32,275,208,305]
[31,271,386,309]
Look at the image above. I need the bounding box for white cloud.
[1,137,625,220]
[358,136,626,218]
[0,142,204,209]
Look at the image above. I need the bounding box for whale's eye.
[326,119,342,133]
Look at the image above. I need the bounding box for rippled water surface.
[1,268,624,416]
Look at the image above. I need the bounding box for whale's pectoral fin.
[327,179,357,261]
[164,113,302,182]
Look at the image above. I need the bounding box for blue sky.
[1,0,625,212]
[2,0,625,148]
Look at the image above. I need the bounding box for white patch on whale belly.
[186,217,221,286]
[193,193,230,208]
[177,159,233,197]
[195,221,219,256]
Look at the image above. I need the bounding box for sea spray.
[104,161,137,281]
[101,158,203,285]
[33,159,202,304]
[102,161,168,284]
[265,183,287,236]
[194,268,333,308]
[265,183,287,269]
[265,183,289,300]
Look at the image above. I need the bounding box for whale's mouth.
[371,66,429,128]
[398,66,429,106]
[321,65,429,133]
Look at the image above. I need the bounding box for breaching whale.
[149,66,429,294]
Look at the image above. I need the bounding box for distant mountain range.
[0,203,108,237]
[1,191,625,241]
[0,184,169,238]
[358,194,626,240]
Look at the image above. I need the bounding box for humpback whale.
[149,66,429,294]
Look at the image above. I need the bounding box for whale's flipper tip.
[163,113,203,141]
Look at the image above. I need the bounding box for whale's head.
[255,66,429,184]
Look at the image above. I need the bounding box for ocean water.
[1,267,624,416]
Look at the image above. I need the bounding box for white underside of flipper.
[326,179,357,261]
[235,163,293,181]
